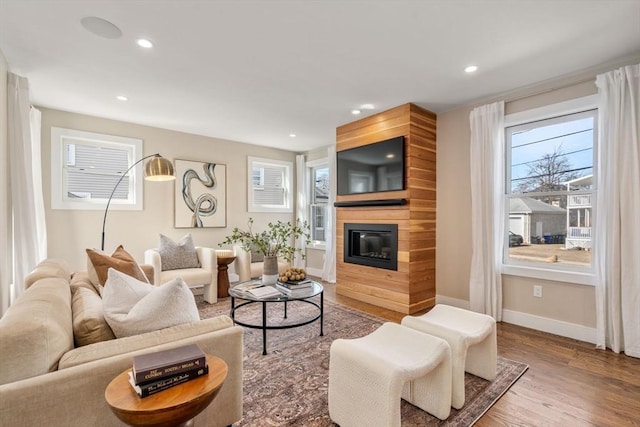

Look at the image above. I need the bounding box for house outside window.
[50,127,143,210]
[247,156,293,213]
[309,164,329,244]
[503,96,597,283]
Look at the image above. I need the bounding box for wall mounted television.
[337,136,405,196]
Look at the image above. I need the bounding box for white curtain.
[595,64,640,358]
[294,154,308,268]
[30,107,47,261]
[0,68,11,315]
[7,73,47,302]
[322,145,337,283]
[469,101,505,320]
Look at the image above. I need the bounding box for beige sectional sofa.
[0,259,243,427]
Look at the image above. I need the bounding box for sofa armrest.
[233,244,252,282]
[0,322,243,427]
[196,246,217,283]
[143,249,162,286]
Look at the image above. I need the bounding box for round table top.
[216,255,236,265]
[229,280,323,302]
[105,354,227,426]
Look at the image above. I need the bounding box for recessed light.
[351,109,361,115]
[136,38,154,48]
[360,104,375,110]
[465,65,478,73]
[116,95,128,101]
[386,153,395,159]
[289,133,297,138]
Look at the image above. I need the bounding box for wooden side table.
[216,255,236,298]
[105,354,227,427]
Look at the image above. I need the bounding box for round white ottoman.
[328,322,452,427]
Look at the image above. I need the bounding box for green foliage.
[221,218,311,263]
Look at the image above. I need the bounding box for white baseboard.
[502,309,597,344]
[436,294,596,344]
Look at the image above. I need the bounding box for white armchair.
[233,244,288,282]
[144,246,218,303]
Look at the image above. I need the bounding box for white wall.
[40,107,298,271]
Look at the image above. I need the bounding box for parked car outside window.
[509,231,524,247]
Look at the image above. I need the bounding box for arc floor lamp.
[101,153,175,250]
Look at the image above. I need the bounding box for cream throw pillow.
[102,269,200,338]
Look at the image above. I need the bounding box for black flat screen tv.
[337,136,405,196]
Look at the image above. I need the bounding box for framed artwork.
[174,159,226,228]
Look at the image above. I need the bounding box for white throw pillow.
[102,268,200,338]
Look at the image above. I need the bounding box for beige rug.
[197,296,528,426]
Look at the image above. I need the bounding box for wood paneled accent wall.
[335,103,436,314]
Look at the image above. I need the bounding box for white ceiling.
[1,1,639,152]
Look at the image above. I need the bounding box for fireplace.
[344,223,398,271]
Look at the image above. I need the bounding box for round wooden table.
[105,355,227,427]
[216,255,237,298]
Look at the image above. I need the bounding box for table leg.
[217,265,230,298]
[320,291,324,336]
[230,296,235,323]
[262,301,267,355]
[284,300,288,319]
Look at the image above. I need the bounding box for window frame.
[502,95,598,286]
[247,156,293,213]
[50,127,143,211]
[307,158,329,249]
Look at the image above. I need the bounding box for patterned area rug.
[196,295,528,426]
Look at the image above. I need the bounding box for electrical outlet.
[533,285,543,298]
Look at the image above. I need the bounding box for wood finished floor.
[321,281,640,427]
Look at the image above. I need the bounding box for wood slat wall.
[335,103,437,314]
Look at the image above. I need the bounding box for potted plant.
[221,218,311,284]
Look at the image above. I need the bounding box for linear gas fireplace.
[344,223,398,271]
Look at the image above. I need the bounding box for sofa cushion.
[58,315,233,369]
[23,258,72,289]
[86,245,149,294]
[0,277,74,385]
[158,233,200,271]
[158,268,211,287]
[102,269,199,338]
[72,286,116,346]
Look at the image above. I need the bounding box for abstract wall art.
[174,159,226,228]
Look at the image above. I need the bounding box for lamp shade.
[144,155,175,181]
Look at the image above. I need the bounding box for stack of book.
[275,278,313,296]
[128,343,208,398]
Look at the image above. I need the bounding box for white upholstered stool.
[328,322,452,427]
[401,304,497,409]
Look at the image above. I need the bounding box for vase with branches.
[221,218,311,284]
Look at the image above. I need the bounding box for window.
[51,127,143,210]
[504,96,597,282]
[248,156,293,212]
[309,163,329,244]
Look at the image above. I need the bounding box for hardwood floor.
[322,281,640,426]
